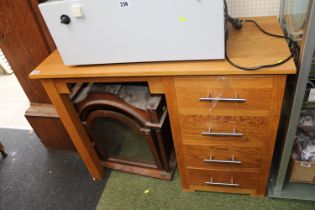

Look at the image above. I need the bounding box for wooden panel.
[180,75,287,196]
[174,76,274,116]
[179,115,268,147]
[26,103,59,118]
[0,0,52,103]
[29,17,296,80]
[183,145,262,170]
[0,0,72,152]
[162,78,190,189]
[29,0,56,51]
[25,103,75,151]
[255,75,287,195]
[26,116,75,151]
[101,161,173,181]
[187,168,259,191]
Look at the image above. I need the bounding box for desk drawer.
[187,168,259,190]
[183,145,262,170]
[179,115,267,146]
[174,76,274,116]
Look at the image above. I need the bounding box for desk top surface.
[30,16,296,79]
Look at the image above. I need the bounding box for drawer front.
[179,115,267,146]
[183,145,262,170]
[187,168,259,190]
[174,76,274,115]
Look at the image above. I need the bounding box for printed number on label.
[120,1,129,7]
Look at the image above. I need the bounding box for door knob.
[60,15,71,24]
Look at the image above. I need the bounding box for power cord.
[224,0,299,70]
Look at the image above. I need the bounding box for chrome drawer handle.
[201,128,243,137]
[205,178,240,187]
[200,93,246,103]
[203,155,242,164]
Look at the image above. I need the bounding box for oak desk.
[30,16,296,196]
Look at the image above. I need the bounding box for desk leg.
[41,79,105,180]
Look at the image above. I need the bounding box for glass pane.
[284,0,310,40]
[91,117,155,165]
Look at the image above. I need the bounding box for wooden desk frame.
[31,17,297,195]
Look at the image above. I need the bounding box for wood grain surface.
[25,103,74,151]
[179,114,267,147]
[187,168,259,191]
[175,75,287,195]
[0,0,52,102]
[174,75,274,115]
[30,17,296,79]
[41,79,105,180]
[183,145,262,170]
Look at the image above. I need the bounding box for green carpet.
[97,171,315,210]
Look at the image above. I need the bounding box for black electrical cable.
[224,0,299,70]
[225,20,298,70]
